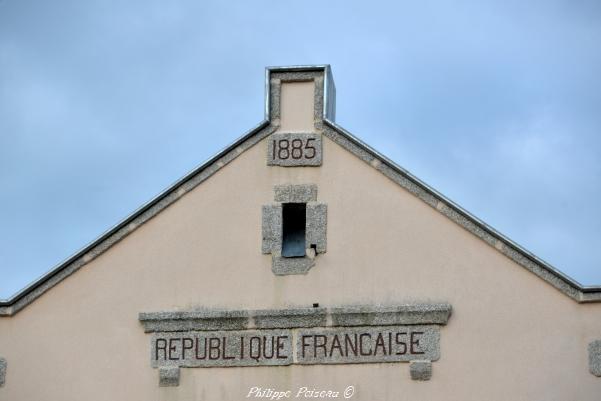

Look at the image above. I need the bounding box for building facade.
[0,65,600,401]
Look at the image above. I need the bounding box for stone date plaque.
[267,133,322,166]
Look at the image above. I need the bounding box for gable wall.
[0,134,600,401]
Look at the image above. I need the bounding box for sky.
[0,0,600,298]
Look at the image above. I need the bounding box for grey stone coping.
[0,120,277,317]
[2,64,600,317]
[139,303,452,333]
[139,310,249,333]
[329,304,452,326]
[253,307,327,328]
[320,119,601,303]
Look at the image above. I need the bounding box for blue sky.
[1,0,600,298]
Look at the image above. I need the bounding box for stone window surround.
[262,184,327,275]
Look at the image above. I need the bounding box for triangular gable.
[1,65,599,316]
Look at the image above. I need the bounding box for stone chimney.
[265,65,336,133]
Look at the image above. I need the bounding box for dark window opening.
[282,203,306,257]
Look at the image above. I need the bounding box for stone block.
[262,205,282,254]
[306,203,327,253]
[329,304,452,327]
[139,310,249,333]
[410,360,432,381]
[274,184,317,203]
[272,255,315,275]
[589,340,601,377]
[253,307,327,329]
[159,366,180,387]
[0,358,6,387]
[267,133,322,167]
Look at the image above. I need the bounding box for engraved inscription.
[296,325,439,364]
[150,325,439,368]
[151,329,293,368]
[272,138,316,160]
[267,133,322,167]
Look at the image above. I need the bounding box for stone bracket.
[409,360,432,381]
[159,366,180,387]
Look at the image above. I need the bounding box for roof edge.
[2,64,600,316]
[321,117,601,303]
[1,64,336,316]
[0,119,272,312]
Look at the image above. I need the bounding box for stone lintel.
[139,304,452,333]
[274,184,318,203]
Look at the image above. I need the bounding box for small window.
[282,203,306,257]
